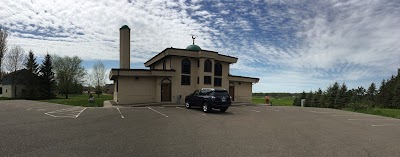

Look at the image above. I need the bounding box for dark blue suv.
[185,88,232,112]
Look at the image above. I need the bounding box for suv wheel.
[185,100,191,109]
[202,103,211,113]
[220,108,227,112]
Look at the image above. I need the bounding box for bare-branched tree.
[5,45,26,97]
[91,60,106,97]
[0,26,9,77]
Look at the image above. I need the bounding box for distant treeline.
[293,69,400,110]
[253,93,300,98]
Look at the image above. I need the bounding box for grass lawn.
[39,94,113,107]
[252,96,295,106]
[345,108,400,119]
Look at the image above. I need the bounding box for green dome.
[120,25,130,30]
[186,44,201,51]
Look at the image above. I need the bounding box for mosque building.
[109,25,259,105]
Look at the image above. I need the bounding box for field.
[252,96,295,106]
[345,108,400,119]
[39,94,113,107]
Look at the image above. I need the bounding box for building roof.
[186,44,201,51]
[144,48,238,67]
[229,74,260,83]
[1,69,31,85]
[109,69,176,80]
[120,25,130,30]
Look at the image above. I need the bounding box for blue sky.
[1,0,400,92]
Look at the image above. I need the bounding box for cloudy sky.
[1,0,399,93]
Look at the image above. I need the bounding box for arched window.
[204,59,212,72]
[162,60,166,70]
[214,62,222,86]
[181,58,191,85]
[182,58,191,74]
[214,62,222,76]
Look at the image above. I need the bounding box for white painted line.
[250,110,261,113]
[176,107,183,109]
[201,113,206,116]
[348,118,399,121]
[232,112,237,115]
[332,115,368,117]
[75,108,87,118]
[37,109,46,111]
[309,111,333,113]
[27,108,32,110]
[148,107,169,118]
[371,124,400,127]
[117,108,124,119]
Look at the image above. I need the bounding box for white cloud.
[1,0,399,92]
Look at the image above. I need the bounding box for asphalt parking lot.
[1,100,400,157]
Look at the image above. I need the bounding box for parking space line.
[148,107,169,118]
[371,124,400,127]
[117,108,124,119]
[309,111,333,113]
[176,107,183,109]
[332,115,369,117]
[249,106,277,111]
[250,110,261,113]
[348,118,399,121]
[75,108,87,118]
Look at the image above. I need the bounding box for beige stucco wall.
[231,82,252,103]
[114,76,156,104]
[2,84,26,98]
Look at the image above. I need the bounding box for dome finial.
[192,35,196,45]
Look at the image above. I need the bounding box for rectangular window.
[214,77,222,87]
[181,75,190,85]
[204,76,211,85]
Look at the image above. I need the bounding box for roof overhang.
[109,69,176,80]
[229,75,259,83]
[144,48,238,67]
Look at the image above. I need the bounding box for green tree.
[326,82,339,108]
[312,88,322,107]
[392,69,400,108]
[334,83,348,109]
[24,50,40,99]
[39,54,56,99]
[366,82,377,107]
[384,76,395,108]
[53,55,86,99]
[376,79,387,107]
[305,91,313,107]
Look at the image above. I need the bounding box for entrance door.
[161,83,171,102]
[229,85,235,101]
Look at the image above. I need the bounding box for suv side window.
[193,90,200,96]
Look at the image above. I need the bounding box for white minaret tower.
[120,25,130,69]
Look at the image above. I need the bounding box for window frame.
[214,62,222,76]
[204,59,212,72]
